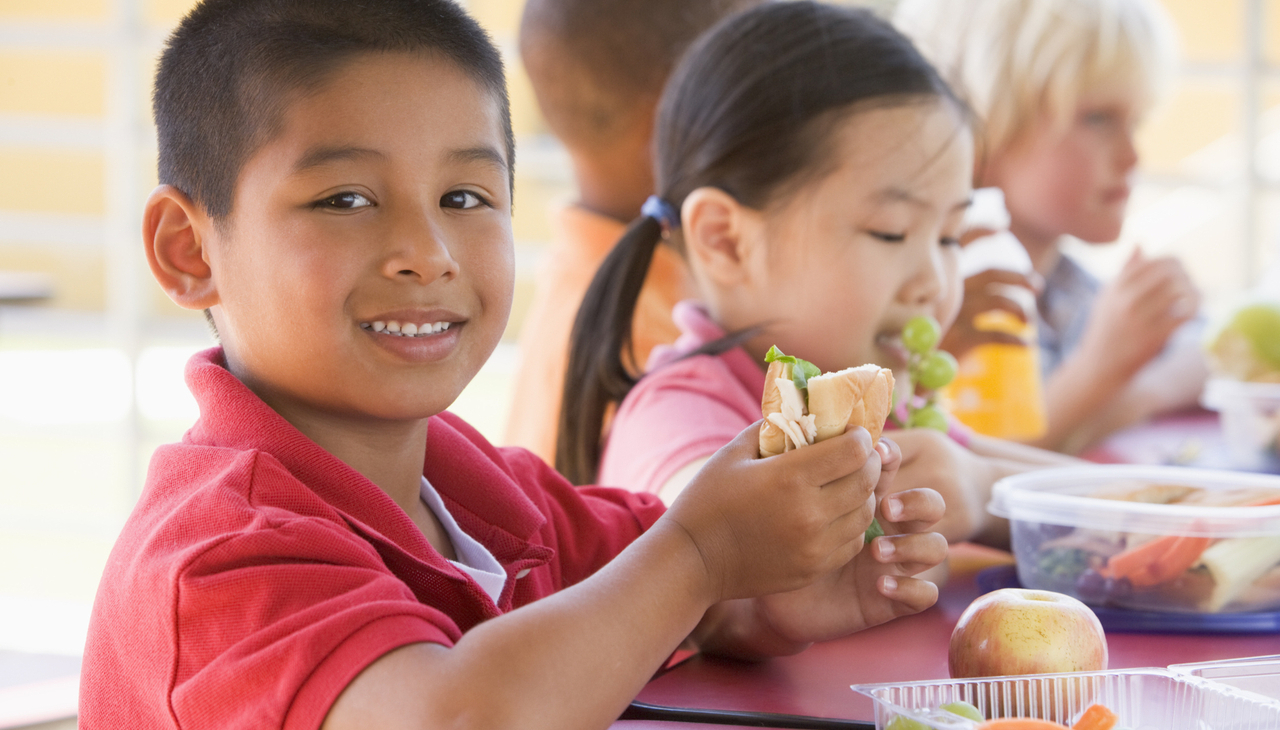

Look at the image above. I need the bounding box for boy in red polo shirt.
[79,1,947,728]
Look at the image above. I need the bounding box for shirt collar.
[183,347,549,565]
[646,299,767,396]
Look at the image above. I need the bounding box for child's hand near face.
[942,268,1042,360]
[1080,247,1198,381]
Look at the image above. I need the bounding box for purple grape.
[1105,576,1134,602]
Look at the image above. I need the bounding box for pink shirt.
[599,301,970,496]
[599,302,764,494]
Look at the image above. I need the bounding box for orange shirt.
[504,204,696,466]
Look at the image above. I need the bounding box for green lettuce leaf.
[763,345,821,392]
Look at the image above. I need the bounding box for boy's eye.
[868,230,906,243]
[441,190,487,210]
[316,192,374,210]
[940,236,961,247]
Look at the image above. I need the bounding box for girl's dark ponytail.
[557,212,666,485]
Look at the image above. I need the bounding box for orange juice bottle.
[944,192,1047,440]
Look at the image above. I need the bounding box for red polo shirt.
[80,348,665,730]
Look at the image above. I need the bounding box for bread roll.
[807,365,894,443]
[759,360,895,457]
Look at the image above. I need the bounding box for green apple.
[1210,302,1280,382]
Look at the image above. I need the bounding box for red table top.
[615,545,1280,729]
[613,412,1280,729]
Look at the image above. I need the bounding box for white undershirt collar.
[419,476,507,604]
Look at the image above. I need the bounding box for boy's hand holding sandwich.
[681,347,947,657]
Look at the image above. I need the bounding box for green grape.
[915,350,958,391]
[902,315,941,355]
[939,701,983,722]
[885,715,930,730]
[907,404,949,432]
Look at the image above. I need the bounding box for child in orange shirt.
[505,0,759,464]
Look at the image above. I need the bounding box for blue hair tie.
[641,195,681,231]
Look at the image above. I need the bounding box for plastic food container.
[1171,655,1280,702]
[852,668,1280,729]
[1203,379,1280,472]
[989,465,1280,614]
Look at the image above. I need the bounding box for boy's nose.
[381,215,460,282]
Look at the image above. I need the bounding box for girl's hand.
[662,421,883,605]
[890,428,996,543]
[750,458,948,645]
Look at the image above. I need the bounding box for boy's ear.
[143,184,220,310]
[680,186,760,287]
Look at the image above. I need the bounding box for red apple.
[950,588,1108,678]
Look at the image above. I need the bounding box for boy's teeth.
[363,320,453,337]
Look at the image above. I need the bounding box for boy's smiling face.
[205,52,514,425]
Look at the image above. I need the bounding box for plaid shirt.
[1036,254,1098,378]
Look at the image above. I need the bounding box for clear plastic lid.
[1203,378,1280,408]
[988,465,1280,537]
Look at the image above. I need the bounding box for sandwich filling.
[766,377,817,451]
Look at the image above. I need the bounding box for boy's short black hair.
[155,0,514,221]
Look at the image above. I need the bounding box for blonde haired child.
[895,0,1207,454]
[560,1,1075,547]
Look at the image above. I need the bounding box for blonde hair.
[893,0,1177,158]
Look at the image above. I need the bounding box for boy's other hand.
[663,421,881,605]
[750,464,947,645]
[1083,247,1198,381]
[941,268,1041,360]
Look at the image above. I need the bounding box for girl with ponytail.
[559,0,1076,545]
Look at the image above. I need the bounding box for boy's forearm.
[1034,348,1130,453]
[1035,337,1208,454]
[324,518,719,730]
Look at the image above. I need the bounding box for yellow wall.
[0,0,1272,317]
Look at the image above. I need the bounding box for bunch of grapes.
[899,315,958,432]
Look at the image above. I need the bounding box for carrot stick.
[976,720,1070,729]
[1100,535,1212,587]
[1072,704,1118,730]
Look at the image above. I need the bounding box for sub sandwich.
[759,346,895,458]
